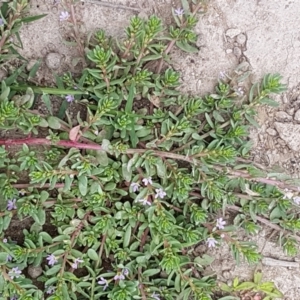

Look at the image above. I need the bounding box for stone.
[274,122,300,151]
[266,127,277,136]
[45,52,61,70]
[233,46,242,57]
[27,265,43,278]
[226,48,233,54]
[236,33,246,44]
[225,28,241,39]
[222,270,231,279]
[275,111,293,121]
[26,59,39,72]
[294,109,300,122]
[286,107,295,116]
[0,69,7,81]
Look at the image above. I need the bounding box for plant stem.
[1,137,299,191]
[227,205,300,243]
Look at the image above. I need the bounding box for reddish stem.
[0,138,102,151]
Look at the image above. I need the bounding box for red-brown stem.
[59,211,91,276]
[12,183,66,189]
[2,137,299,191]
[138,267,147,300]
[227,204,300,243]
[139,228,150,252]
[0,138,102,151]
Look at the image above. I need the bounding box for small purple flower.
[122,268,129,276]
[7,254,13,262]
[293,196,300,205]
[46,286,56,295]
[219,71,227,80]
[206,237,218,248]
[130,182,140,192]
[151,292,161,300]
[236,87,244,96]
[0,18,4,26]
[10,295,18,300]
[174,8,184,16]
[283,189,293,200]
[142,177,153,186]
[137,198,151,206]
[59,11,70,22]
[216,218,226,230]
[65,94,74,103]
[7,199,17,211]
[71,258,83,269]
[114,273,125,281]
[8,267,22,279]
[3,238,7,243]
[98,277,108,290]
[155,188,166,199]
[46,254,58,266]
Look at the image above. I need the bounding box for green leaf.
[129,127,138,148]
[249,82,259,103]
[87,249,99,261]
[41,94,53,115]
[219,283,233,293]
[0,253,9,265]
[253,272,263,284]
[104,182,116,191]
[40,190,49,202]
[40,232,53,243]
[245,114,259,128]
[260,97,279,107]
[142,269,160,277]
[181,0,191,13]
[235,282,256,291]
[123,225,131,248]
[205,113,214,128]
[270,206,284,220]
[21,14,47,23]
[78,175,88,196]
[94,150,108,166]
[32,208,46,225]
[45,264,61,276]
[125,84,135,113]
[213,110,225,122]
[175,41,198,53]
[28,59,41,79]
[194,254,215,266]
[47,116,61,129]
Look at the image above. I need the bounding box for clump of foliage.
[220,272,283,300]
[0,0,295,299]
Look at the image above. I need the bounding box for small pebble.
[26,59,38,72]
[236,33,246,44]
[275,111,293,121]
[222,270,231,279]
[0,69,7,81]
[225,28,241,39]
[266,128,277,136]
[45,52,62,70]
[27,265,43,279]
[294,109,300,122]
[233,47,242,57]
[226,48,233,54]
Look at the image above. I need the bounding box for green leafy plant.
[0,0,297,299]
[0,0,46,64]
[219,272,283,300]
